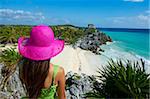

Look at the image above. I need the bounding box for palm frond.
[85,59,150,98]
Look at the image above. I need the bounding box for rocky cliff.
[0,64,25,99]
[77,28,112,55]
[0,64,96,99]
[65,72,96,99]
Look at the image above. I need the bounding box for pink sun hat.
[18,25,64,60]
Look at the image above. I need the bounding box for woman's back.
[39,64,59,99]
[21,62,66,99]
[18,25,66,99]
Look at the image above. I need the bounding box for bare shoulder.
[57,66,65,80]
[58,66,65,75]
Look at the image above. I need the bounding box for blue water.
[99,28,149,59]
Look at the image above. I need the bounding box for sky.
[0,0,149,28]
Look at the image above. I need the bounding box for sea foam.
[100,41,150,73]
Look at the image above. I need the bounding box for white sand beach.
[51,45,107,75]
[1,44,149,75]
[0,44,107,75]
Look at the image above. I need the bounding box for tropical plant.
[85,28,97,34]
[51,25,85,44]
[0,25,86,45]
[0,26,30,44]
[0,48,21,90]
[0,27,17,44]
[85,59,150,99]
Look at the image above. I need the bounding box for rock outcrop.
[77,28,112,55]
[88,24,96,29]
[0,64,26,99]
[0,64,96,99]
[65,71,96,99]
[0,24,111,98]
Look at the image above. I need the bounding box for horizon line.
[0,24,149,30]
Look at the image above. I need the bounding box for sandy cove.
[0,44,107,76]
[51,45,105,75]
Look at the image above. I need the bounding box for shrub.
[85,59,150,99]
[0,48,21,90]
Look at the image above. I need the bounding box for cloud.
[111,17,125,23]
[0,8,72,25]
[112,14,149,22]
[123,0,144,2]
[108,10,149,28]
[145,10,150,14]
[49,17,70,24]
[137,11,150,22]
[137,14,150,21]
[0,9,45,22]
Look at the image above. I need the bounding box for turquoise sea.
[97,28,150,72]
[100,28,149,59]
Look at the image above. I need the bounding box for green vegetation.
[0,25,86,45]
[51,25,86,44]
[0,24,87,90]
[0,25,31,44]
[85,28,97,34]
[85,59,150,99]
[0,48,21,67]
[0,48,21,90]
[0,43,149,98]
[1,25,148,98]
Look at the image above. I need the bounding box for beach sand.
[1,44,149,75]
[51,45,107,75]
[0,44,105,75]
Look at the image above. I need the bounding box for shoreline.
[51,45,104,75]
[0,44,106,75]
[1,43,149,75]
[101,42,150,73]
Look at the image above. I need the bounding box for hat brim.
[18,37,64,60]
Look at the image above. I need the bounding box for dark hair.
[19,57,50,98]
